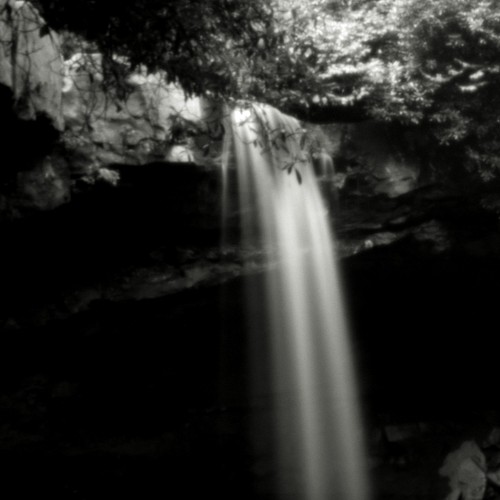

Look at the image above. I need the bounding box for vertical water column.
[224,103,369,500]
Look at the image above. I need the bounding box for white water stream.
[222,103,369,500]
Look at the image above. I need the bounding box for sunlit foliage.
[275,0,500,179]
[28,0,500,178]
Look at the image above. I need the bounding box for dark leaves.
[39,24,50,37]
[295,168,302,184]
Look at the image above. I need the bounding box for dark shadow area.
[0,162,222,314]
[2,168,500,498]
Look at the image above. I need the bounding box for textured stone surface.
[0,0,68,217]
[440,441,487,500]
[0,0,63,129]
[14,155,70,213]
[61,55,221,181]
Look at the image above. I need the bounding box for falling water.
[222,103,369,500]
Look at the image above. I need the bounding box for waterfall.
[222,103,369,500]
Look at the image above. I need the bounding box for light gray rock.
[61,56,223,179]
[439,441,487,500]
[0,0,63,129]
[0,0,69,217]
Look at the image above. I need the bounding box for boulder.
[0,0,68,218]
[439,441,487,500]
[14,155,70,213]
[0,0,63,129]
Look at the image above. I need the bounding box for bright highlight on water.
[223,103,369,500]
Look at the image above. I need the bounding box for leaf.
[39,25,50,37]
[295,169,302,185]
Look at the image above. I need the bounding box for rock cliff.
[0,0,67,218]
[0,1,423,218]
[0,0,63,128]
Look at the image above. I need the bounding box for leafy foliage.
[27,0,500,179]
[35,0,277,99]
[274,0,500,180]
